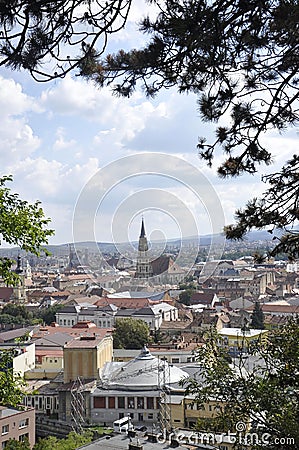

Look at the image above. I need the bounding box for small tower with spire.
[13,254,26,303]
[135,218,153,278]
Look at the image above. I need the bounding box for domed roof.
[104,346,189,391]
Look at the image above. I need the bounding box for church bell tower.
[135,218,153,278]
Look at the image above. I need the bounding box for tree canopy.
[0,349,27,407]
[0,0,132,81]
[250,301,265,329]
[0,175,54,284]
[184,320,299,449]
[3,439,30,450]
[33,431,93,450]
[79,0,299,259]
[0,1,298,257]
[113,317,150,349]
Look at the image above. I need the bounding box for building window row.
[93,396,157,410]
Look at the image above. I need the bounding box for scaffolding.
[157,357,172,436]
[70,377,85,433]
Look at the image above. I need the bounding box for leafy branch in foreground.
[0,349,27,407]
[79,0,299,258]
[0,175,54,284]
[183,321,299,449]
[0,0,132,81]
[224,154,299,259]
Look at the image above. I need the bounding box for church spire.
[140,217,146,238]
[136,217,152,278]
[138,217,148,252]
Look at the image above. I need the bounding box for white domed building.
[90,346,189,427]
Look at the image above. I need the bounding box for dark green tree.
[0,304,33,326]
[184,320,299,449]
[33,430,93,450]
[0,349,27,406]
[113,318,150,349]
[0,175,53,285]
[35,304,63,325]
[250,301,265,329]
[178,288,195,306]
[79,0,299,259]
[4,439,30,450]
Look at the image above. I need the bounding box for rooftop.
[219,328,268,338]
[100,346,188,391]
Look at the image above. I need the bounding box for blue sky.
[0,1,297,246]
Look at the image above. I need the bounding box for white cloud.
[0,76,41,167]
[53,127,77,151]
[0,76,40,116]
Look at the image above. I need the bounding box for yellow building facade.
[63,333,113,383]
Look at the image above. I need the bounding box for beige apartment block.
[0,406,35,448]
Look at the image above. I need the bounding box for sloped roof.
[247,304,299,314]
[151,256,172,275]
[0,326,35,343]
[0,287,14,301]
[190,291,216,305]
[57,305,80,314]
[33,332,74,347]
[95,297,152,309]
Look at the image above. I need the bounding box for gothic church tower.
[135,218,153,278]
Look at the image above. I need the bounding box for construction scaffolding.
[157,357,172,436]
[70,377,85,433]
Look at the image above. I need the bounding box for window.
[2,425,9,435]
[138,413,143,421]
[19,418,29,429]
[118,397,125,408]
[2,441,8,449]
[108,397,115,409]
[128,397,135,409]
[171,358,180,364]
[147,397,154,409]
[197,403,205,410]
[94,397,105,408]
[19,433,29,442]
[137,398,144,409]
[148,413,153,420]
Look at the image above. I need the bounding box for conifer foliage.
[81,0,299,258]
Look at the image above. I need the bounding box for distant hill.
[0,229,280,257]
